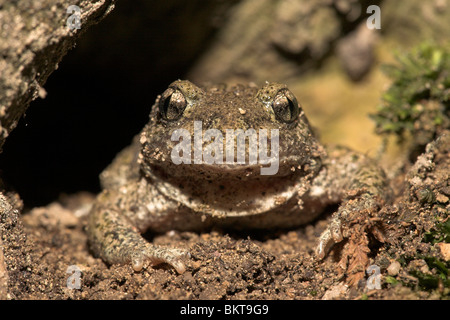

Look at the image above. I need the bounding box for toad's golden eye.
[158,88,187,121]
[272,89,300,123]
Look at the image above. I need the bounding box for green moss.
[397,220,450,296]
[423,219,450,245]
[409,256,449,292]
[370,42,450,147]
[384,276,398,286]
[403,243,450,295]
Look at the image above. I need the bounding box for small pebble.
[437,243,450,261]
[387,261,401,276]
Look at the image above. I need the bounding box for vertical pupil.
[166,95,177,118]
[160,89,186,121]
[281,97,291,118]
[272,90,298,123]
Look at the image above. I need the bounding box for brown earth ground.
[2,130,449,300]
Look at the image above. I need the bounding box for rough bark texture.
[0,190,24,299]
[0,0,115,151]
[0,0,115,299]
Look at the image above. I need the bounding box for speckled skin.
[87,80,387,273]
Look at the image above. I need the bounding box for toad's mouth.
[145,151,305,180]
[143,160,311,217]
[166,123,284,175]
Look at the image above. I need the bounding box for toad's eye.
[158,88,187,121]
[272,89,299,123]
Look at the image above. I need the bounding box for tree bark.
[0,0,116,151]
[0,0,115,299]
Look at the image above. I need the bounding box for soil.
[1,131,448,300]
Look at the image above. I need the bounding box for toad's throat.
[146,164,310,217]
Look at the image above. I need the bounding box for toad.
[87,80,386,274]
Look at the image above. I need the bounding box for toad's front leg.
[313,147,388,259]
[87,188,189,274]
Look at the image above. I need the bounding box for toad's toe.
[131,245,190,274]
